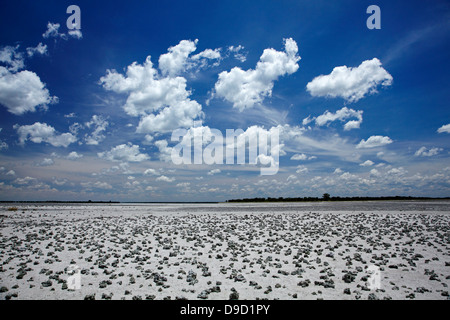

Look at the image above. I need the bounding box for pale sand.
[0,202,449,300]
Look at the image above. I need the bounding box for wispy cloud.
[383,19,450,65]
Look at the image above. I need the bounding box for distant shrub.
[7,207,18,212]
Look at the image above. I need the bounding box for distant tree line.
[226,194,450,203]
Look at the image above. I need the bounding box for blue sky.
[0,0,449,201]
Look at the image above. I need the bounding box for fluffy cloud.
[191,48,221,68]
[214,38,300,111]
[343,120,362,131]
[387,167,407,176]
[176,182,191,188]
[158,39,198,77]
[0,44,58,115]
[156,175,175,182]
[66,115,109,145]
[228,125,284,165]
[38,158,54,166]
[42,22,63,38]
[0,45,24,72]
[369,168,381,177]
[207,168,221,175]
[136,99,203,133]
[163,124,283,167]
[66,151,83,160]
[98,143,149,162]
[437,123,450,134]
[287,174,297,182]
[0,66,58,115]
[14,122,77,147]
[68,30,83,39]
[64,112,76,118]
[290,153,316,161]
[100,53,203,133]
[291,153,308,160]
[306,58,392,102]
[360,160,374,166]
[10,176,53,192]
[158,39,222,77]
[142,134,154,145]
[14,176,36,185]
[414,146,442,157]
[143,168,158,176]
[227,45,247,62]
[296,165,308,174]
[304,107,363,131]
[0,140,7,151]
[155,140,173,162]
[84,115,109,145]
[356,135,393,149]
[26,43,47,57]
[0,128,7,151]
[0,167,15,176]
[95,162,133,176]
[42,22,82,40]
[315,107,362,126]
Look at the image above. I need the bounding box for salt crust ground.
[0,202,449,300]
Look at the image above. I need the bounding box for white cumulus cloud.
[159,39,198,77]
[98,143,149,162]
[437,123,450,134]
[356,135,393,149]
[14,122,76,147]
[343,120,362,131]
[154,139,173,162]
[296,165,308,174]
[360,160,374,166]
[0,128,7,151]
[84,115,109,145]
[0,66,58,115]
[0,140,7,151]
[214,38,300,111]
[290,153,316,161]
[156,175,175,182]
[306,106,363,131]
[66,151,83,160]
[143,168,158,176]
[38,158,54,166]
[100,52,203,133]
[306,58,392,102]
